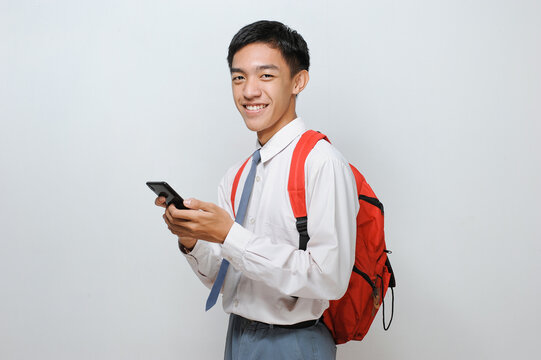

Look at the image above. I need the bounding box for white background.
[1,1,540,359]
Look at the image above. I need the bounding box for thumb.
[183,198,214,212]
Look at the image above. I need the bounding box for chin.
[243,120,266,133]
[240,114,268,132]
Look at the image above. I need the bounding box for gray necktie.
[205,149,261,311]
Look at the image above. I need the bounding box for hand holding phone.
[146,181,188,210]
[148,181,235,245]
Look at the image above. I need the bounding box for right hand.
[155,196,198,251]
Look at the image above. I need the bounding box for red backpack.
[231,130,395,344]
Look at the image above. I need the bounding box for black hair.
[227,20,310,77]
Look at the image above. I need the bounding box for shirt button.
[249,218,255,224]
[234,299,239,307]
[255,175,261,182]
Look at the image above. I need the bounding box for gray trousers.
[224,314,337,360]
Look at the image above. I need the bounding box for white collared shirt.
[183,118,359,325]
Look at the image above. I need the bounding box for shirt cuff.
[178,242,191,254]
[179,239,204,257]
[221,222,252,269]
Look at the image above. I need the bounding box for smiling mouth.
[244,104,268,111]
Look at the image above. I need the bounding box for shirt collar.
[256,118,307,163]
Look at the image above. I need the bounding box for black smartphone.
[146,181,188,210]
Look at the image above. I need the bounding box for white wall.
[1,1,539,359]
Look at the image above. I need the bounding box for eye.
[232,75,245,82]
[261,74,274,79]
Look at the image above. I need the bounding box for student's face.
[230,42,308,145]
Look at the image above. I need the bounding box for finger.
[155,196,167,208]
[163,214,174,228]
[165,208,184,225]
[164,211,195,235]
[167,204,199,222]
[164,214,191,237]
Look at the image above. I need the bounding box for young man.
[155,20,359,359]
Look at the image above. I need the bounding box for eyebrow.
[230,64,280,73]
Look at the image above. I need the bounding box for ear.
[292,70,309,95]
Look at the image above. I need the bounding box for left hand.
[163,198,234,244]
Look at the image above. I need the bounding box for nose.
[243,77,262,99]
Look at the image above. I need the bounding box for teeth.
[246,104,266,111]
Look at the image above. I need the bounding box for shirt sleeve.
[220,148,359,300]
[181,239,222,290]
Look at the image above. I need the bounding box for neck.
[257,99,297,145]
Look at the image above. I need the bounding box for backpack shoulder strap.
[230,157,251,218]
[288,130,330,250]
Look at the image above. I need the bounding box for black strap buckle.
[296,216,310,250]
